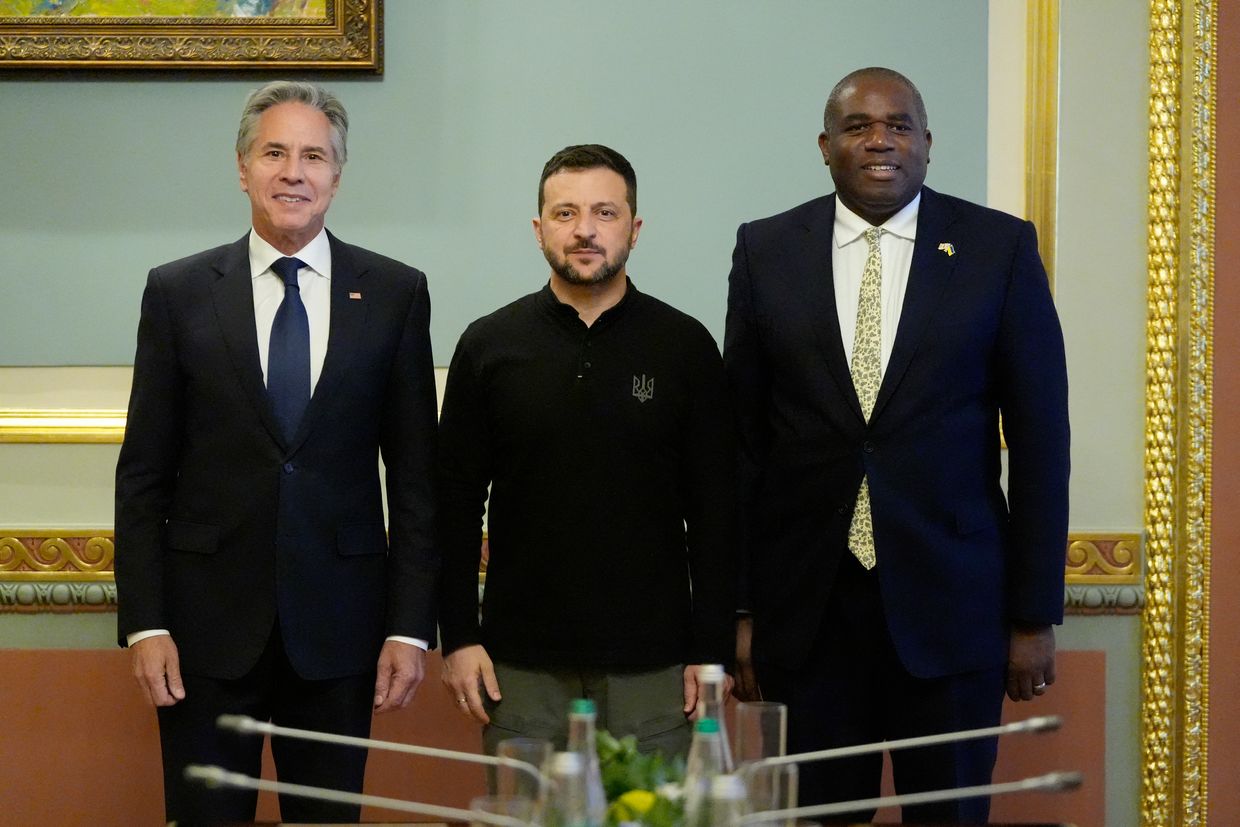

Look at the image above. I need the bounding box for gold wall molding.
[1064,532,1144,616]
[0,532,116,614]
[0,533,114,581]
[0,409,126,444]
[1065,533,1141,584]
[2,530,1137,615]
[1026,0,1060,290]
[1141,0,1214,824]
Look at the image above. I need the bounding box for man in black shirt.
[437,144,735,756]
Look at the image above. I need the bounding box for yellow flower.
[608,788,657,821]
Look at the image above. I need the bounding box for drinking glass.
[468,793,535,826]
[734,702,797,826]
[744,762,799,826]
[494,736,552,804]
[734,700,788,761]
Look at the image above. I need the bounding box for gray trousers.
[482,661,692,759]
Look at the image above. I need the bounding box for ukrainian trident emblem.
[632,374,654,403]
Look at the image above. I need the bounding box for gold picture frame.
[0,0,381,71]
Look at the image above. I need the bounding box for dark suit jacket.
[724,187,1069,679]
[115,232,439,681]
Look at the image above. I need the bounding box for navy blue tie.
[267,256,310,443]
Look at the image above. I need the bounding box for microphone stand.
[737,770,1083,824]
[216,713,547,793]
[738,714,1063,775]
[184,765,531,827]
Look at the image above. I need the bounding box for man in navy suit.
[724,67,1069,823]
[115,82,439,825]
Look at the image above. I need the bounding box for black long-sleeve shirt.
[437,281,736,668]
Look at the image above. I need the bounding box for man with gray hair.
[116,81,439,825]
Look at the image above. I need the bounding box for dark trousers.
[156,623,375,826]
[482,661,691,760]
[757,555,1005,825]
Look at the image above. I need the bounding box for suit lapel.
[803,196,867,425]
[872,187,959,420]
[210,235,287,445]
[286,231,369,453]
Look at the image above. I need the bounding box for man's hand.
[373,640,425,713]
[442,644,500,724]
[683,664,735,718]
[1006,624,1056,701]
[131,635,186,707]
[732,615,761,701]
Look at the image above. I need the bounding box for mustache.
[567,242,605,254]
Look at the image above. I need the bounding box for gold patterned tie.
[847,227,883,569]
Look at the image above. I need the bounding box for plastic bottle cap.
[569,698,597,715]
[695,718,720,733]
[699,664,725,681]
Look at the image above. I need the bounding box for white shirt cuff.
[126,629,170,647]
[386,635,429,651]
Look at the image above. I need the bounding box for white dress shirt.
[832,194,920,373]
[249,228,332,393]
[128,228,427,652]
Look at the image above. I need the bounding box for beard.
[543,241,631,286]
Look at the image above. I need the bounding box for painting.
[0,0,381,70]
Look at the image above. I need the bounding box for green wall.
[0,0,987,365]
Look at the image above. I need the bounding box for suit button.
[282,462,295,474]
[863,441,876,453]
[836,505,849,515]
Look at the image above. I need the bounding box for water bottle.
[682,717,729,827]
[696,663,735,771]
[566,699,607,825]
[546,750,592,827]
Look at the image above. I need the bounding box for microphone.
[740,715,1062,774]
[737,769,1084,824]
[183,764,532,826]
[214,713,546,792]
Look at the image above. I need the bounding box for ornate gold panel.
[1141,0,1214,824]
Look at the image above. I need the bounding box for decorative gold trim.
[1141,0,1214,824]
[0,409,126,444]
[1142,3,1183,820]
[0,533,114,581]
[0,582,116,613]
[0,0,381,71]
[1065,533,1141,584]
[1025,0,1060,291]
[1175,0,1215,823]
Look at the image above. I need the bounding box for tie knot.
[864,227,883,247]
[271,257,307,288]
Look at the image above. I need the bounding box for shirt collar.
[833,192,921,249]
[537,277,639,326]
[248,228,332,280]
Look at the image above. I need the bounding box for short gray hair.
[823,67,928,136]
[236,81,349,169]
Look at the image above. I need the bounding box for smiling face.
[533,167,642,288]
[238,101,341,253]
[818,73,932,226]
